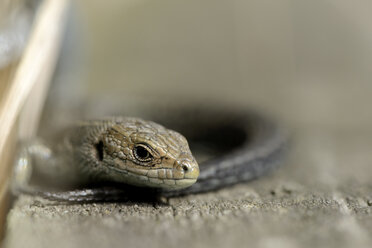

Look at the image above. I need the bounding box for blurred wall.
[50,0,372,129]
[77,0,293,106]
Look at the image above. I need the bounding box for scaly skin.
[70,117,199,189]
[13,113,287,202]
[14,117,200,195]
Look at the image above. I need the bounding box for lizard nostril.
[182,164,189,172]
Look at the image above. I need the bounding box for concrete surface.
[4,127,372,248]
[3,1,372,247]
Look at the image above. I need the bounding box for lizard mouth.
[106,166,197,189]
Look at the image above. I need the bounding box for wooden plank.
[0,63,18,242]
[0,0,70,241]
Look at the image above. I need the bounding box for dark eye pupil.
[135,146,150,159]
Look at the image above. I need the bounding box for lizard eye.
[133,144,153,162]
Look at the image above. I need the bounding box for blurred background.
[47,0,372,131]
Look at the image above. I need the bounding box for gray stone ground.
[4,127,372,248]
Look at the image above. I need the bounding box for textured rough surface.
[4,128,372,248]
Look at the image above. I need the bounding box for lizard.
[12,110,287,202]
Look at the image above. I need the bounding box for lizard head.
[98,118,199,189]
